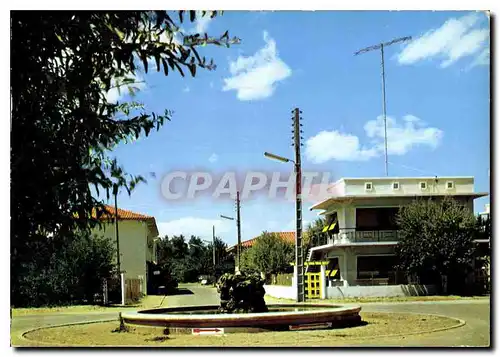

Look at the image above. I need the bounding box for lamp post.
[263,107,305,303]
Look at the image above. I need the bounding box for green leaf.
[174,62,185,77]
[161,58,169,76]
[141,54,148,73]
[155,54,161,72]
[188,63,196,77]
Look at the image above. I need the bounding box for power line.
[355,36,412,177]
[387,161,439,177]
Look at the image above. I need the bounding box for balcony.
[312,229,400,247]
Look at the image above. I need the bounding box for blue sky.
[104,10,490,245]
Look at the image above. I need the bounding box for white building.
[92,205,159,295]
[266,176,488,300]
[304,176,488,298]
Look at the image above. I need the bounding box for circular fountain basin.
[121,303,362,332]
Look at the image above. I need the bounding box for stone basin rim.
[121,303,362,323]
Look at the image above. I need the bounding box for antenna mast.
[355,36,412,177]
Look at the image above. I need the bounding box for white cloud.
[305,130,379,163]
[305,115,443,163]
[192,11,213,34]
[208,153,218,163]
[105,72,146,103]
[467,47,490,70]
[397,12,489,68]
[366,115,443,155]
[157,217,231,238]
[222,31,291,101]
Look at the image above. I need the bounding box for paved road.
[11,285,219,332]
[12,285,490,346]
[360,300,490,346]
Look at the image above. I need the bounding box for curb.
[16,312,466,347]
[16,318,118,347]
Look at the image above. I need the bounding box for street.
[11,285,490,347]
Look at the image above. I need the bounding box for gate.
[304,272,322,299]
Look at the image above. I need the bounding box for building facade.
[92,205,159,295]
[300,176,488,298]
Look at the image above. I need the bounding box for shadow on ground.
[168,288,194,296]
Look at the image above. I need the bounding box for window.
[446,181,454,190]
[392,182,400,190]
[356,207,399,231]
[322,212,339,234]
[327,258,340,280]
[365,182,373,191]
[420,181,427,190]
[357,255,397,279]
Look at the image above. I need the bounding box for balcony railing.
[312,229,401,247]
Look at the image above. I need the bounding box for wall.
[264,283,437,299]
[264,284,297,300]
[92,221,147,293]
[343,177,475,196]
[324,195,474,233]
[326,284,437,298]
[325,246,396,286]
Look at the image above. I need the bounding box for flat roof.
[310,192,489,211]
[340,176,474,181]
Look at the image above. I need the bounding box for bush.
[216,271,268,313]
[12,232,115,307]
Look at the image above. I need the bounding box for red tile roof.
[93,205,155,221]
[93,205,159,237]
[229,231,295,251]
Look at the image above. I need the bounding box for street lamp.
[264,152,293,163]
[264,150,304,303]
[263,106,305,303]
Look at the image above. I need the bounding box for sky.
[104,10,490,246]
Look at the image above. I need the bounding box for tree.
[304,217,327,248]
[11,11,238,305]
[244,232,294,277]
[14,231,115,307]
[395,198,478,294]
[240,247,258,273]
[202,237,234,279]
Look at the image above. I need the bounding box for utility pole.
[212,225,216,285]
[292,107,305,303]
[236,191,242,271]
[113,185,121,275]
[354,36,412,177]
[212,225,216,268]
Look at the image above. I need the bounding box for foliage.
[395,198,478,292]
[11,11,238,306]
[476,214,491,243]
[270,273,293,286]
[239,248,259,273]
[304,217,327,248]
[243,232,294,276]
[216,272,268,313]
[156,234,234,284]
[14,232,115,307]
